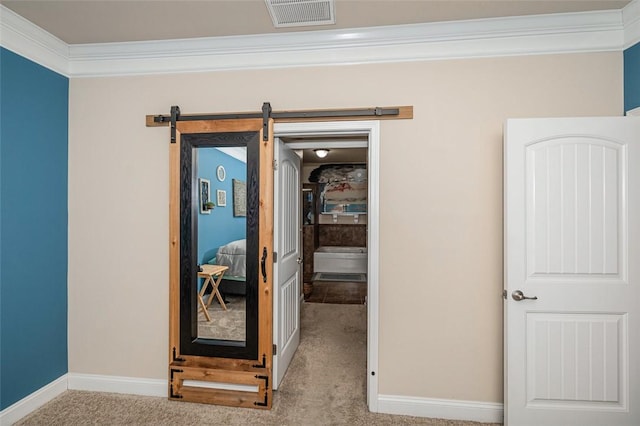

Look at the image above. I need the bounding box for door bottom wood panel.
[169,364,271,408]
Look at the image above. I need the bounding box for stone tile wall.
[318,224,367,247]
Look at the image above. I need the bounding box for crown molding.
[0,5,68,75]
[624,0,640,48]
[0,4,631,78]
[67,10,624,77]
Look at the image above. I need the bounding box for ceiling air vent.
[264,0,335,28]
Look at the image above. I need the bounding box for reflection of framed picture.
[233,179,246,217]
[217,189,227,207]
[199,178,211,214]
[216,165,226,182]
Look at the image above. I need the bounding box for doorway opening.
[300,145,368,305]
[273,121,380,412]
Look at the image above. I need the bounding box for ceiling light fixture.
[314,149,330,158]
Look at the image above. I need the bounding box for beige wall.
[68,52,623,403]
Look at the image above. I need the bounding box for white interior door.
[273,138,302,390]
[504,117,640,426]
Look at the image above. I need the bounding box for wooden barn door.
[168,113,274,408]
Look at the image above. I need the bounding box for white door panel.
[526,139,624,278]
[273,138,301,390]
[505,117,639,426]
[526,313,625,406]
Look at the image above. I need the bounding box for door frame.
[274,120,381,412]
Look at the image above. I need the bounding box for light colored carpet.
[17,303,501,426]
[197,295,245,341]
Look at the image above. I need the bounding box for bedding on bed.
[212,239,246,278]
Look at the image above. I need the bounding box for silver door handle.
[512,290,537,301]
[297,257,303,264]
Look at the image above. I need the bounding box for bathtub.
[313,246,367,274]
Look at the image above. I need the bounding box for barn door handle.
[261,247,268,283]
[512,290,537,301]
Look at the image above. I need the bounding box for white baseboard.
[626,106,640,116]
[1,375,502,425]
[67,373,166,398]
[0,374,68,425]
[377,394,503,424]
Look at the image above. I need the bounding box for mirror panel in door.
[179,132,259,360]
[196,147,247,341]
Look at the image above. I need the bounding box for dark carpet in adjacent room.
[305,281,367,304]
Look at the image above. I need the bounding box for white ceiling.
[0,0,630,44]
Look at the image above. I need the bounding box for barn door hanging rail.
[147,102,413,143]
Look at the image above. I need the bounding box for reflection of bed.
[207,239,246,296]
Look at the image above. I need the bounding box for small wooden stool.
[197,264,229,322]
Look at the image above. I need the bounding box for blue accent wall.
[197,149,247,264]
[624,42,640,112]
[0,48,68,410]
